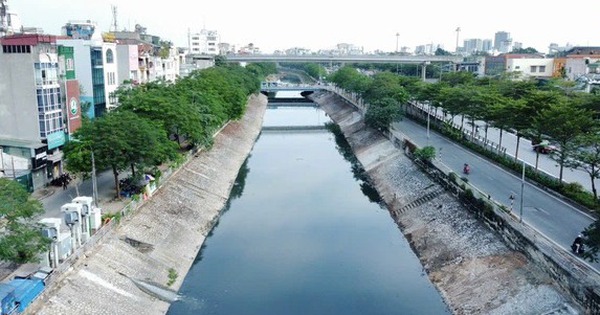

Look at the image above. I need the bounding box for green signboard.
[47,131,66,150]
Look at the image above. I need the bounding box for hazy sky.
[8,0,599,54]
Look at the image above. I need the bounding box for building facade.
[0,34,69,190]
[188,29,219,55]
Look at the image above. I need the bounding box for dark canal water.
[167,99,451,315]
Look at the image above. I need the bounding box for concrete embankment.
[25,94,268,315]
[310,91,581,314]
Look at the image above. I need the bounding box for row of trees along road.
[328,65,600,261]
[0,61,276,265]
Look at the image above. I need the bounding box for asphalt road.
[392,117,600,271]
[421,104,595,192]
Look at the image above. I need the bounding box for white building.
[188,29,220,55]
[506,57,554,79]
[58,21,118,117]
[0,0,22,37]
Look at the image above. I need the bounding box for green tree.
[534,103,595,183]
[570,131,600,200]
[364,97,403,131]
[0,178,49,263]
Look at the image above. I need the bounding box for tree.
[0,178,49,263]
[434,48,452,56]
[583,221,600,262]
[65,111,176,198]
[414,146,436,164]
[364,97,403,131]
[570,131,600,200]
[534,103,595,183]
[510,47,539,54]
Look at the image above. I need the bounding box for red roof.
[0,34,57,45]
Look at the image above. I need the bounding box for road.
[392,117,600,271]
[421,104,595,192]
[39,170,123,230]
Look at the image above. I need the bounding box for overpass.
[226,54,463,65]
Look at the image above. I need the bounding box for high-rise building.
[494,31,512,53]
[463,39,483,55]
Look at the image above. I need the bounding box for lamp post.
[395,32,399,53]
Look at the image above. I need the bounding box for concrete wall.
[0,53,40,140]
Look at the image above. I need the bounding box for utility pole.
[455,27,461,53]
[91,150,98,208]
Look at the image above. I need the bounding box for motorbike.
[571,240,585,256]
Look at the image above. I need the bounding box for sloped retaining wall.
[311,90,599,314]
[24,94,268,315]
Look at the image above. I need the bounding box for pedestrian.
[62,179,68,190]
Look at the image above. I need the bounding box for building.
[112,29,179,84]
[0,0,22,37]
[415,43,443,55]
[0,34,71,190]
[188,29,219,55]
[563,46,600,81]
[463,39,483,55]
[484,53,551,79]
[494,31,512,53]
[57,21,116,117]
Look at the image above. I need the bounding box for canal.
[167,97,451,314]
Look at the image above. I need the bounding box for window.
[539,66,546,72]
[105,49,114,64]
[530,66,537,73]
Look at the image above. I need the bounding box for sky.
[8,0,600,54]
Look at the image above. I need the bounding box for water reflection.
[168,107,450,315]
[325,122,383,205]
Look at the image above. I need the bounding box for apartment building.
[0,34,75,190]
[188,29,219,55]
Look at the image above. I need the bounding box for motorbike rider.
[572,234,584,254]
[463,163,470,174]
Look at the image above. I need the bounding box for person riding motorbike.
[463,163,470,175]
[572,234,584,255]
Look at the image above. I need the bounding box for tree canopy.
[0,178,49,263]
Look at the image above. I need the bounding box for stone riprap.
[310,91,581,315]
[24,94,267,315]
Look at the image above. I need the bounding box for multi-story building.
[415,43,443,55]
[0,0,21,37]
[57,20,116,117]
[494,31,512,53]
[112,29,179,84]
[188,29,219,55]
[563,46,600,81]
[482,39,493,53]
[463,39,483,55]
[0,34,76,190]
[484,53,552,79]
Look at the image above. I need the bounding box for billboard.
[66,80,82,134]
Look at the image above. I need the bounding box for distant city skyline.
[8,0,599,54]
